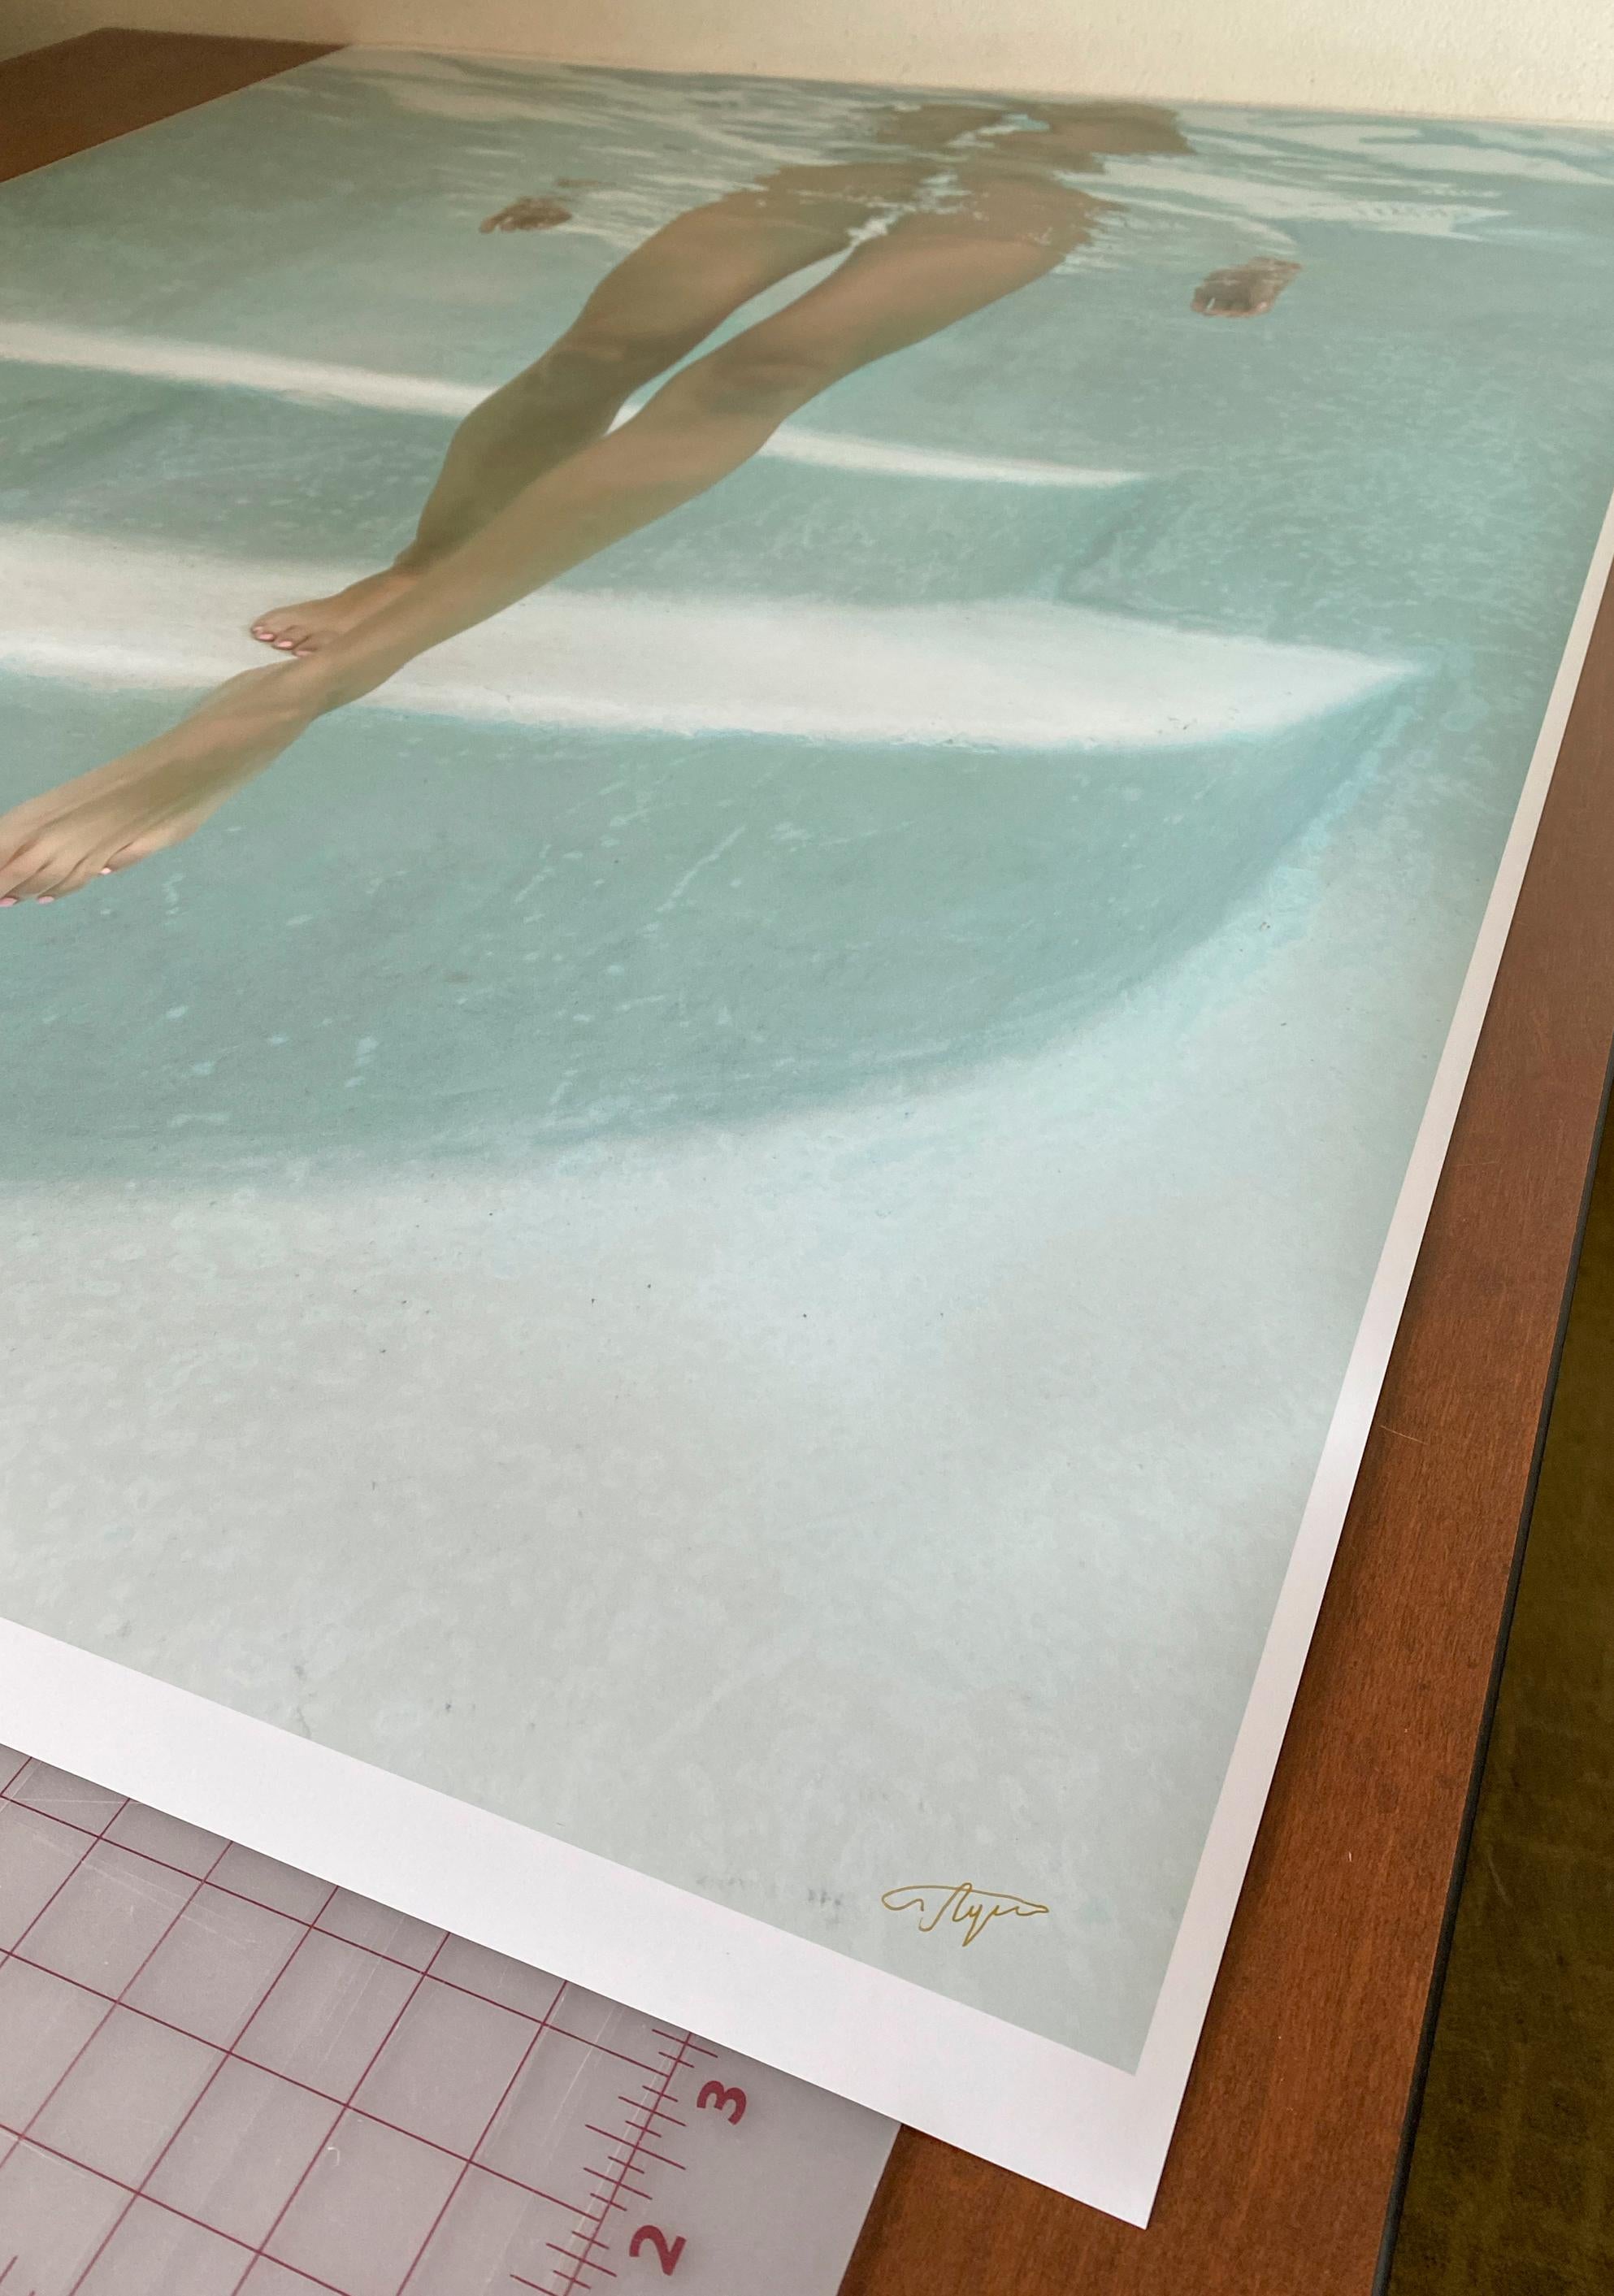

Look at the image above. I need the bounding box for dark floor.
[1391,1106,1614,2293]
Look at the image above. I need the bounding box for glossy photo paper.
[3,50,1613,2219]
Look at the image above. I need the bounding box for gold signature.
[881,1882,1050,1948]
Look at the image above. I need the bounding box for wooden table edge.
[1368,1045,1613,2290]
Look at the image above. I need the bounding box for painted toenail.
[0,896,15,907]
[36,896,54,905]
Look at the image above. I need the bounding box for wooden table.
[9,30,1613,2294]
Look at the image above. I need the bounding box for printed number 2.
[629,2225,686,2274]
[696,2080,748,2125]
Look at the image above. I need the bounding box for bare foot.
[480,197,573,232]
[0,663,323,905]
[1191,258,1302,317]
[250,564,420,656]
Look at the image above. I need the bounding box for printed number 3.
[629,2225,686,2274]
[696,2080,748,2125]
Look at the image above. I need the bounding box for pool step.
[0,525,1418,1177]
[0,527,1404,753]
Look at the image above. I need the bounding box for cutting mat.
[0,1747,896,2295]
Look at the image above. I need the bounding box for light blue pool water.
[4,63,1611,1177]
[2,56,1613,2071]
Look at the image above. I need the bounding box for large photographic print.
[3,49,1613,2216]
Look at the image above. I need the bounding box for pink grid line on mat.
[0,1747,703,2296]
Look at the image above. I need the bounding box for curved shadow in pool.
[0,666,1417,1182]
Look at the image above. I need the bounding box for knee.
[540,322,702,391]
[684,339,842,419]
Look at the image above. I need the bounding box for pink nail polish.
[37,896,54,905]
[100,866,114,875]
[0,896,15,908]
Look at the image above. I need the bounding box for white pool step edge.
[0,322,1142,493]
[0,528,1408,751]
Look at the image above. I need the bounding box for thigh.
[934,170,1117,263]
[568,184,869,357]
[727,186,1100,375]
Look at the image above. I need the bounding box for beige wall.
[6,0,1614,124]
[1,0,84,57]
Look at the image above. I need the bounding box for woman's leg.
[251,197,861,653]
[0,194,1095,904]
[264,190,1097,679]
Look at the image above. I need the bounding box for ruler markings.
[541,2246,623,2281]
[651,2030,718,2058]
[630,2143,683,2171]
[618,2096,687,2127]
[546,2033,694,2296]
[0,1755,894,2296]
[579,2175,647,2205]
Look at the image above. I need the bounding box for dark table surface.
[8,30,1613,2294]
